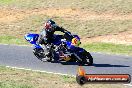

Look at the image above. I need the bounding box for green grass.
[0,66,34,88]
[0,0,14,4]
[0,0,132,14]
[0,66,128,88]
[0,81,33,88]
[82,43,132,55]
[0,66,76,88]
[0,35,28,45]
[0,0,15,6]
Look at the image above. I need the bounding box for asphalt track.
[0,44,132,77]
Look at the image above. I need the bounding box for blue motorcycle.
[24,32,93,65]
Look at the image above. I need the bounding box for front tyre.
[83,51,93,66]
[78,50,93,66]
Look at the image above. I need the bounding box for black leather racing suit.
[38,26,68,44]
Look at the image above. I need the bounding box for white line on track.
[5,66,132,87]
[5,66,75,77]
[124,84,132,87]
[0,43,31,46]
[0,43,29,46]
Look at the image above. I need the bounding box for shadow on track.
[53,62,130,67]
[60,62,79,65]
[41,60,130,67]
[92,63,130,67]
[58,62,91,66]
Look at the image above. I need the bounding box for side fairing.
[24,33,42,49]
[24,33,39,44]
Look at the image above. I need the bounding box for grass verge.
[0,66,129,88]
[82,43,132,56]
[0,81,33,88]
[0,35,28,45]
[0,0,15,5]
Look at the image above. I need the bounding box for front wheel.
[83,51,93,66]
[78,51,93,66]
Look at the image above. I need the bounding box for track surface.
[0,44,132,76]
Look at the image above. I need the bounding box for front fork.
[73,53,82,62]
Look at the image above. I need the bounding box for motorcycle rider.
[37,19,72,60]
[38,19,69,44]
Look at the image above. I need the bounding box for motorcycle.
[24,32,93,65]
